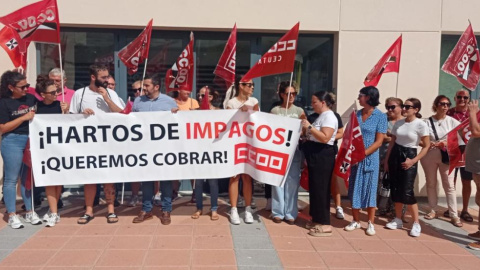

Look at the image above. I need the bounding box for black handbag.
[429,117,449,165]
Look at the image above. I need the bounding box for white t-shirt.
[392,118,429,147]
[69,86,125,114]
[307,110,338,145]
[226,97,259,110]
[424,115,460,142]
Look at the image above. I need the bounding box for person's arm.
[383,134,396,172]
[365,132,385,156]
[335,127,344,140]
[0,111,35,134]
[468,100,480,138]
[98,88,122,113]
[402,135,430,170]
[301,119,334,143]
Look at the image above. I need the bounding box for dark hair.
[233,75,244,97]
[35,75,56,95]
[107,75,115,80]
[359,86,380,107]
[197,86,219,102]
[144,73,162,88]
[277,81,297,103]
[312,91,335,108]
[89,64,109,77]
[0,70,26,98]
[385,97,403,108]
[431,95,451,112]
[406,97,422,118]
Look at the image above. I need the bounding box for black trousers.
[303,141,335,225]
[388,143,418,205]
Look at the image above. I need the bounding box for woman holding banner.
[226,76,259,225]
[344,86,387,236]
[384,98,430,237]
[421,95,462,227]
[301,91,337,236]
[270,81,305,225]
[0,70,41,229]
[32,75,69,227]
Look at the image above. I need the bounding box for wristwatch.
[308,125,313,130]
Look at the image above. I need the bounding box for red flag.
[442,23,480,90]
[165,32,194,92]
[447,111,480,173]
[364,35,402,87]
[242,22,299,82]
[214,24,236,85]
[199,88,210,110]
[118,19,153,75]
[119,100,133,114]
[333,111,366,188]
[0,0,60,50]
[0,27,28,69]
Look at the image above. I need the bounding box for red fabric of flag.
[200,88,211,110]
[333,111,366,188]
[442,24,480,90]
[242,22,299,82]
[118,19,153,75]
[0,27,28,69]
[0,0,61,50]
[214,24,236,86]
[165,32,195,93]
[364,35,402,87]
[120,100,133,114]
[447,111,480,173]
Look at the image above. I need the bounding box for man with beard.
[69,64,125,225]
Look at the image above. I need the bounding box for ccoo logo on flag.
[6,38,18,50]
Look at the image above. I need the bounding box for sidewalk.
[0,195,478,269]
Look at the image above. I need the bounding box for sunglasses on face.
[358,93,366,98]
[199,94,212,98]
[386,105,398,111]
[284,92,297,97]
[401,105,415,110]
[15,84,30,90]
[45,89,62,95]
[132,88,142,92]
[240,82,254,88]
[438,102,451,107]
[456,96,469,100]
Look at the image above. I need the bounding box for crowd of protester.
[0,65,479,251]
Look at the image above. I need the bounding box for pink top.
[28,87,75,104]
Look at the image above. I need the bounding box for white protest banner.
[29,110,301,187]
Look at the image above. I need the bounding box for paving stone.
[232,235,274,250]
[0,236,28,250]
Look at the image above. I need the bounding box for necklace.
[435,115,446,126]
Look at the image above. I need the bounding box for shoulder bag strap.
[429,117,439,141]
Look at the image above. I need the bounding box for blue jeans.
[1,134,30,214]
[272,149,302,220]
[194,179,219,211]
[142,180,172,212]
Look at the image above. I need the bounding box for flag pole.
[57,43,65,104]
[121,183,125,205]
[285,72,294,115]
[30,166,34,214]
[140,58,149,96]
[394,72,400,98]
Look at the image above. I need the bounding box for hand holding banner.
[118,19,153,75]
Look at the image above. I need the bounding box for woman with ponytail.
[384,98,430,237]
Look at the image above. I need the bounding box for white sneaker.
[128,195,139,207]
[410,222,421,237]
[45,213,59,227]
[386,218,403,230]
[25,212,42,225]
[344,221,361,231]
[336,206,345,219]
[8,215,24,229]
[265,198,272,211]
[43,211,51,222]
[230,207,241,225]
[245,206,254,224]
[366,221,376,236]
[237,197,245,208]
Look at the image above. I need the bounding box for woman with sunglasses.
[32,75,69,227]
[344,86,387,236]
[0,70,39,229]
[226,76,259,225]
[384,98,430,237]
[270,81,305,225]
[421,95,462,227]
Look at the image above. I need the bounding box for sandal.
[424,211,437,220]
[460,211,474,222]
[191,210,202,219]
[77,214,94,225]
[451,217,463,227]
[106,213,119,224]
[308,225,333,237]
[211,211,219,221]
[305,221,315,230]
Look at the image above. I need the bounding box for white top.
[307,110,338,145]
[424,115,460,142]
[226,97,259,110]
[70,86,125,114]
[392,118,429,147]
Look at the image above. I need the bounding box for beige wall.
[1,0,479,197]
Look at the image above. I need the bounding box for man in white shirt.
[69,64,124,225]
